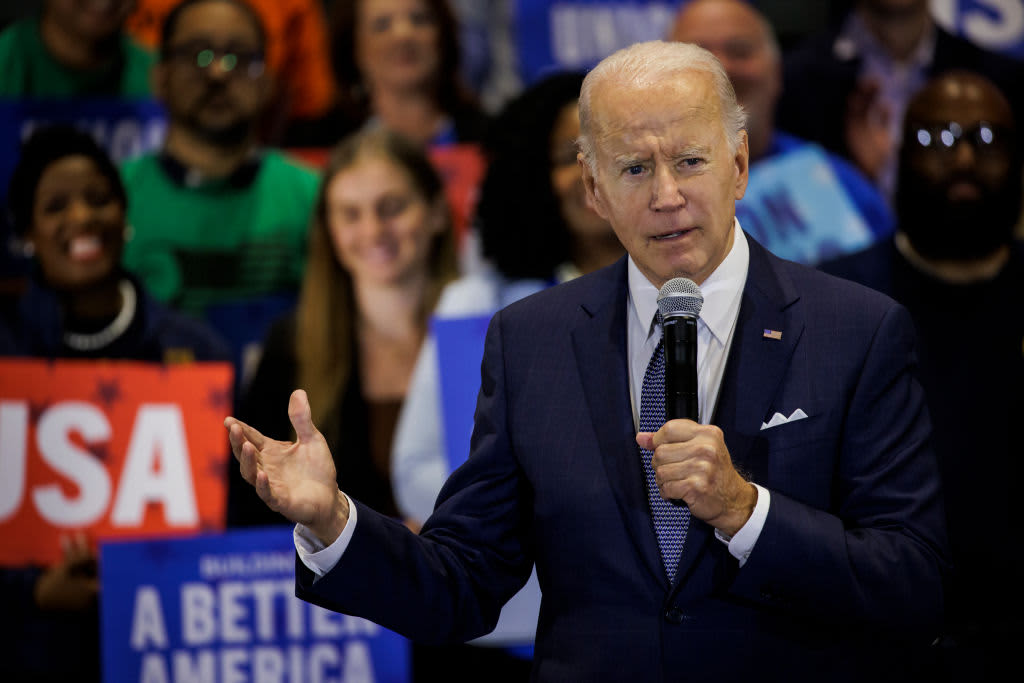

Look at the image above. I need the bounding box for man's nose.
[67,197,94,224]
[951,139,977,168]
[650,166,686,212]
[361,214,389,240]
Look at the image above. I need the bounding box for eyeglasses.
[165,43,265,79]
[910,121,1013,159]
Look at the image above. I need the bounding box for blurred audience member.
[289,0,488,148]
[393,71,621,527]
[778,0,1024,201]
[390,72,622,682]
[119,0,319,373]
[228,127,457,529]
[0,124,229,683]
[670,0,893,264]
[0,0,154,97]
[124,0,336,141]
[820,71,1024,682]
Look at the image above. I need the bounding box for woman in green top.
[0,0,155,97]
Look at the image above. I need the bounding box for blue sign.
[933,0,1024,59]
[100,527,410,683]
[515,0,685,84]
[433,314,492,474]
[737,145,874,265]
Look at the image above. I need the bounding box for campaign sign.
[933,0,1024,58]
[432,314,542,650]
[433,314,492,475]
[515,0,684,84]
[737,145,874,265]
[101,527,411,683]
[0,359,232,566]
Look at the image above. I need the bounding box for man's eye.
[682,158,704,168]
[41,195,68,214]
[626,165,645,176]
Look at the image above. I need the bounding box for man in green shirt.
[0,0,155,97]
[120,0,318,327]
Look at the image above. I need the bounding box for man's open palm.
[225,390,348,543]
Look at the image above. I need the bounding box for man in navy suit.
[226,40,948,681]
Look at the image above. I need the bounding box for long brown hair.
[294,127,458,440]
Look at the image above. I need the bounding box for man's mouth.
[68,234,104,262]
[653,228,691,241]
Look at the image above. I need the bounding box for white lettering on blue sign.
[131,586,170,650]
[932,0,1024,55]
[549,3,677,67]
[199,552,294,580]
[137,642,376,683]
[19,117,166,162]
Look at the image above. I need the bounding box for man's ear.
[578,153,609,220]
[733,129,750,201]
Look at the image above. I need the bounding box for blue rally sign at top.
[512,1,1023,88]
[100,527,410,683]
[515,0,685,84]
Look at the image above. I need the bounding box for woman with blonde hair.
[228,127,458,525]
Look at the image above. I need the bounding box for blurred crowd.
[0,1,1021,682]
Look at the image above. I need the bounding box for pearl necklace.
[63,279,137,351]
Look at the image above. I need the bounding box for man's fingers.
[636,432,655,450]
[254,469,276,509]
[225,417,267,452]
[288,389,319,444]
[238,441,260,485]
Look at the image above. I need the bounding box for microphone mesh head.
[657,277,703,319]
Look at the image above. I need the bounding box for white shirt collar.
[627,220,750,341]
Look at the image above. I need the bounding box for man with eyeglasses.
[120,0,318,372]
[821,70,1024,683]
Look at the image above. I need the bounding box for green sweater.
[120,151,320,317]
[0,17,155,97]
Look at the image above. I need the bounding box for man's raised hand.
[225,389,349,546]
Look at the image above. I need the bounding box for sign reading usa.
[0,359,233,566]
[101,528,410,683]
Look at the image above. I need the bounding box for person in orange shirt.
[125,0,336,137]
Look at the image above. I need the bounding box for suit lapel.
[714,238,804,471]
[571,259,668,588]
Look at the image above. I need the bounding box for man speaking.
[226,41,948,681]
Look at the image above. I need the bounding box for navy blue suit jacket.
[297,237,948,681]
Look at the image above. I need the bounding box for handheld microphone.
[656,278,703,422]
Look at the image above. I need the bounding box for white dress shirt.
[297,221,770,575]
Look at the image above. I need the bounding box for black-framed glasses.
[910,121,1013,159]
[165,43,265,79]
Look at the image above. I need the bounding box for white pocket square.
[760,409,808,431]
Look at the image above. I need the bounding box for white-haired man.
[227,40,947,681]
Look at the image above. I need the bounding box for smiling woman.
[2,124,230,363]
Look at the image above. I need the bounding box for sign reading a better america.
[101,528,410,683]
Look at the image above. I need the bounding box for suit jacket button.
[664,608,684,624]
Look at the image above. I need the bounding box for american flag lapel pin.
[763,329,782,340]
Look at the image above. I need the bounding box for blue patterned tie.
[639,315,691,583]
